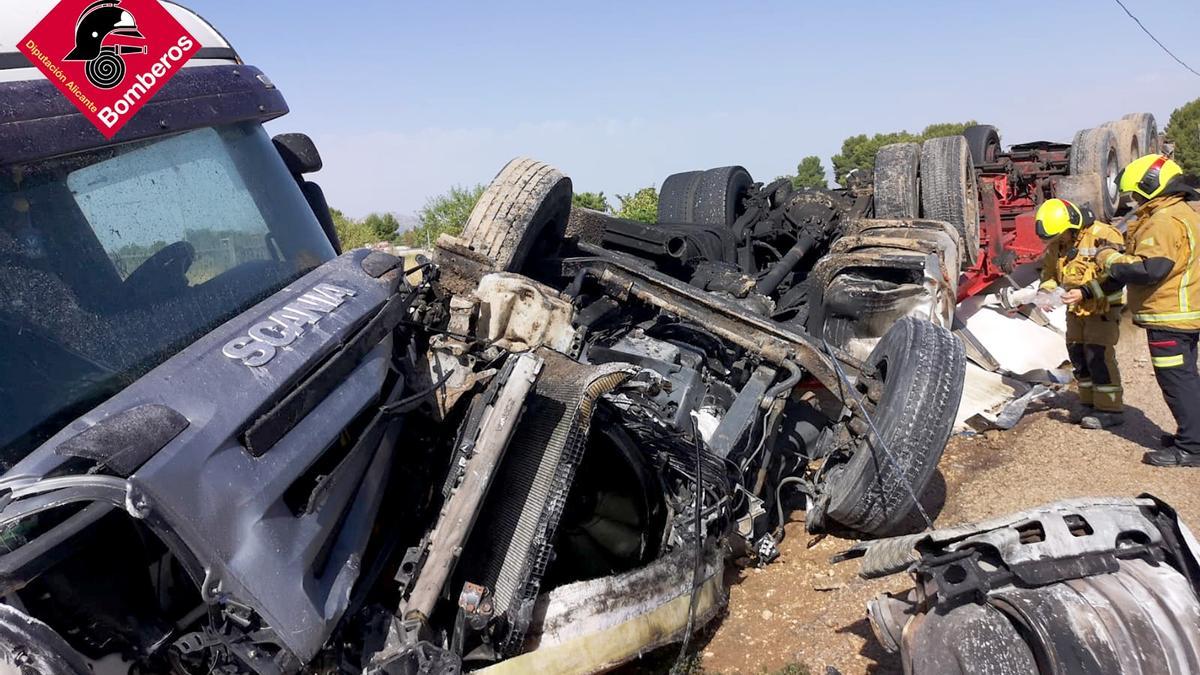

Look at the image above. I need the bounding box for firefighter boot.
[1144,447,1200,467]
[1080,411,1125,430]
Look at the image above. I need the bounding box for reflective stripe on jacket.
[1098,194,1200,330]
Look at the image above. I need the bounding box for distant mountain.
[395,213,420,234]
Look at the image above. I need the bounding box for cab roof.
[0,0,239,83]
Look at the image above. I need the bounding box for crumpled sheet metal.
[851,496,1161,580]
[857,497,1200,674]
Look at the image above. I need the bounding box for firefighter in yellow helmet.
[1093,154,1200,466]
[1035,198,1126,429]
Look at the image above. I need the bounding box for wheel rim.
[1104,149,1119,210]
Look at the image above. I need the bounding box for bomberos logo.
[19,0,201,139]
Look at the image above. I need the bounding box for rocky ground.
[682,318,1200,674]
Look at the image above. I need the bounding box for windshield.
[0,122,336,469]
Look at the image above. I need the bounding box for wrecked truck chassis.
[0,31,964,669]
[563,249,855,392]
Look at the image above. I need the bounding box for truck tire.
[1069,127,1120,220]
[0,604,90,675]
[1122,112,1159,154]
[657,166,753,227]
[920,136,980,268]
[874,143,920,219]
[962,125,1001,166]
[459,157,573,274]
[1104,119,1142,170]
[822,317,965,536]
[658,170,703,223]
[1055,174,1105,215]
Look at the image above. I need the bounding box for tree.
[616,187,659,223]
[363,212,401,241]
[406,184,486,247]
[573,191,611,213]
[1167,98,1200,175]
[918,121,976,140]
[791,156,828,190]
[329,207,379,251]
[831,131,919,186]
[830,121,977,185]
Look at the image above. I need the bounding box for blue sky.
[194,1,1200,218]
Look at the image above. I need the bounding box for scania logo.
[222,283,357,368]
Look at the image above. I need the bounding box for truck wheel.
[657,166,753,227]
[1054,174,1105,216]
[658,170,703,223]
[962,125,1001,166]
[1104,119,1142,171]
[920,136,980,268]
[874,143,920,219]
[1122,112,1159,154]
[0,604,90,675]
[460,157,573,274]
[822,317,965,536]
[1069,127,1120,220]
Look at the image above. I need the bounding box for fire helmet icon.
[64,0,148,89]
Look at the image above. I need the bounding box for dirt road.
[696,318,1200,674]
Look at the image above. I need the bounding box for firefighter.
[1035,198,1126,429]
[1093,154,1200,466]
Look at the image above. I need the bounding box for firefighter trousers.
[1147,329,1200,454]
[1066,314,1123,412]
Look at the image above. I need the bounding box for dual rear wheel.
[874,135,980,269]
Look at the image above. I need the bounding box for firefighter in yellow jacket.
[1093,155,1200,466]
[1035,198,1125,429]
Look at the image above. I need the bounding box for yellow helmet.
[1118,154,1183,200]
[1035,198,1093,240]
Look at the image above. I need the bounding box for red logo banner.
[19,0,200,138]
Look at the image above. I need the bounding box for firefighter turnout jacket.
[1040,221,1126,317]
[1098,189,1200,331]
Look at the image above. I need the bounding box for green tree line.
[1167,97,1200,175]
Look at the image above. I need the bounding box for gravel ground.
[692,318,1200,674]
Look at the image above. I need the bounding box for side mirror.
[272,133,323,175]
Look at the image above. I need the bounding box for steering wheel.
[123,240,195,303]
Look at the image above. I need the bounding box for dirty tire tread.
[1104,119,1142,170]
[1069,127,1120,220]
[823,318,965,536]
[874,142,920,219]
[460,157,572,272]
[919,136,980,268]
[1122,112,1159,154]
[692,166,754,227]
[659,170,704,223]
[487,162,552,255]
[658,166,752,226]
[1055,174,1105,213]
